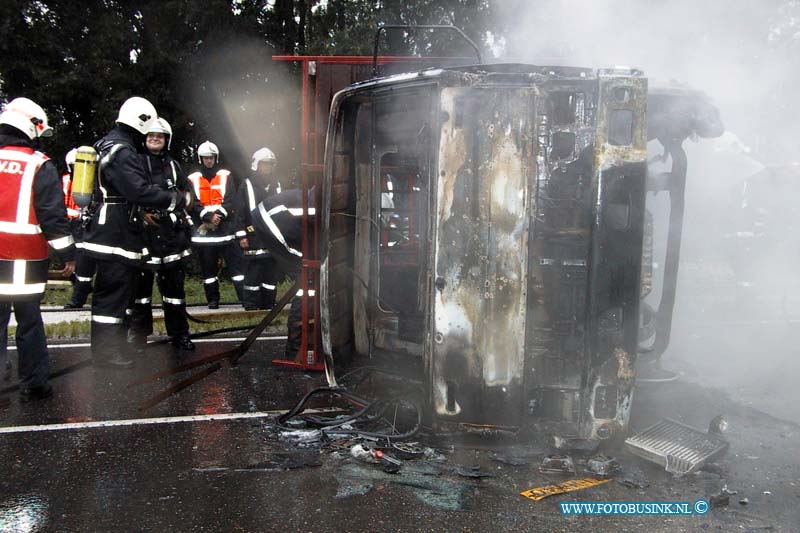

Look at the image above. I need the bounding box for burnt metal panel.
[582,72,648,441]
[431,87,534,427]
[526,81,598,431]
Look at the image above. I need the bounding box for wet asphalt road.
[0,332,799,531]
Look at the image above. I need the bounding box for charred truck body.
[319,64,650,443]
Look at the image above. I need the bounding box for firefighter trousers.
[242,255,278,309]
[68,251,96,306]
[0,300,51,391]
[129,265,189,339]
[90,259,137,359]
[285,292,314,359]
[197,243,244,304]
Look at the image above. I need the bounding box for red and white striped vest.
[0,146,49,261]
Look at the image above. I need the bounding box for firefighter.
[250,188,315,359]
[0,97,75,402]
[187,141,244,308]
[128,118,195,352]
[80,97,189,367]
[234,147,282,310]
[63,148,96,309]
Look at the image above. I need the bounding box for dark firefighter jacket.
[233,175,281,256]
[250,188,315,272]
[141,151,193,268]
[80,125,183,265]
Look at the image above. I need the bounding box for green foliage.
[0,1,499,177]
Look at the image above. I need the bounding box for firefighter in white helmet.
[233,147,282,310]
[187,140,244,308]
[80,97,189,367]
[128,118,196,352]
[0,97,75,403]
[62,147,97,309]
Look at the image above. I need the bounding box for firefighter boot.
[64,281,92,309]
[171,334,196,351]
[204,278,220,309]
[126,331,147,357]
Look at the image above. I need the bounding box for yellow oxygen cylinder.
[71,146,97,208]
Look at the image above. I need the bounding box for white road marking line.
[0,407,336,435]
[6,336,288,351]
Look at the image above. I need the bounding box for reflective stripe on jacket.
[0,147,51,296]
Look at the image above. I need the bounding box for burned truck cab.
[320,64,648,443]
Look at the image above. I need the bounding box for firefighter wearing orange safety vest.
[0,97,75,405]
[187,141,244,308]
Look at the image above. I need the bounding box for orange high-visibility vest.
[0,146,49,261]
[61,173,81,219]
[187,170,231,210]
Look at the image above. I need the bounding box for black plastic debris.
[617,466,650,489]
[539,454,576,475]
[375,450,403,474]
[585,454,620,477]
[454,465,495,479]
[709,492,730,508]
[709,486,737,508]
[708,415,728,435]
[390,442,425,460]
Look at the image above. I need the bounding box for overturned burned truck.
[317,62,720,444]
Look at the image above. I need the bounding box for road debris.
[585,454,621,477]
[539,454,576,475]
[624,418,729,476]
[709,486,737,508]
[617,466,650,489]
[350,443,380,464]
[489,451,529,466]
[521,478,612,501]
[335,462,470,511]
[454,465,494,479]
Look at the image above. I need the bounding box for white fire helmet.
[0,97,53,140]
[251,147,276,171]
[147,118,173,150]
[197,141,219,163]
[116,96,157,135]
[65,148,78,170]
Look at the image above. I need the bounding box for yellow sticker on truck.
[520,478,612,501]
